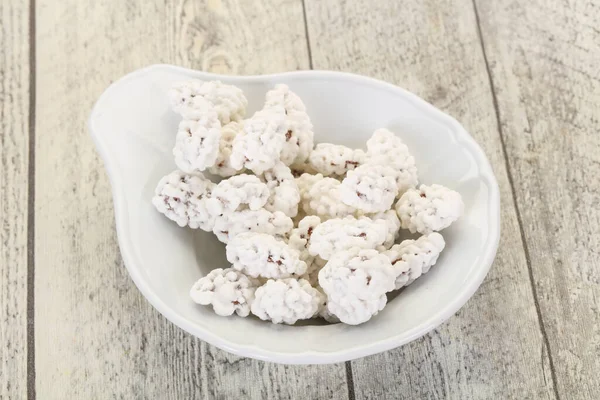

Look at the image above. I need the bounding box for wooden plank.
[34,0,347,398]
[304,0,557,398]
[475,0,600,397]
[0,1,30,398]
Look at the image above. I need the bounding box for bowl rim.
[89,64,501,364]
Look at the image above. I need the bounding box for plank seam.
[471,1,560,399]
[27,0,36,398]
[345,362,356,400]
[300,0,314,69]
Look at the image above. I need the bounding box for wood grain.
[304,0,557,398]
[475,0,600,397]
[0,1,30,398]
[169,0,310,73]
[3,0,592,397]
[34,0,347,398]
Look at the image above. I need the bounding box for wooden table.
[2,0,599,398]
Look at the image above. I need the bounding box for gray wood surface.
[476,0,600,398]
[1,0,599,398]
[0,1,30,399]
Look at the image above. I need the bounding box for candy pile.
[153,80,464,325]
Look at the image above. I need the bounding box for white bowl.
[89,64,500,364]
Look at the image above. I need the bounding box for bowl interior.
[90,65,497,363]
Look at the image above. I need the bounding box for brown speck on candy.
[420,192,426,198]
[164,197,174,211]
[232,300,240,305]
[358,232,367,238]
[366,276,372,285]
[345,160,359,169]
[285,130,292,140]
[267,255,283,266]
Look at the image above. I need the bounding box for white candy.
[395,184,464,234]
[261,162,301,217]
[368,209,401,250]
[366,128,418,194]
[213,209,293,243]
[226,232,307,279]
[340,164,398,213]
[318,294,341,323]
[303,177,357,220]
[308,143,366,176]
[207,174,270,215]
[295,172,323,201]
[365,128,405,153]
[264,83,307,112]
[251,278,324,324]
[190,268,259,317]
[230,106,288,175]
[152,170,215,231]
[266,182,300,218]
[173,105,222,173]
[208,121,244,177]
[288,216,321,252]
[308,216,388,260]
[169,80,247,124]
[384,232,446,289]
[328,294,387,326]
[288,215,321,267]
[318,248,396,325]
[265,84,314,165]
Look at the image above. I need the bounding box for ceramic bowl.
[89,64,500,364]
